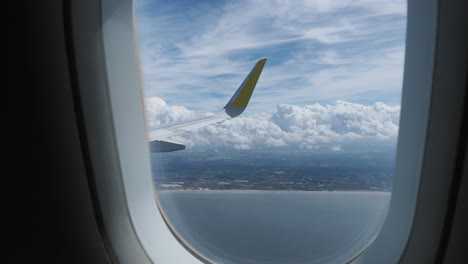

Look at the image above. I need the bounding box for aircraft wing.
[148,58,267,152]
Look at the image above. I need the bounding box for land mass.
[151,149,395,192]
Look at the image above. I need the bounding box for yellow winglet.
[224,58,267,117]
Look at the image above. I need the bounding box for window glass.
[135,0,406,263]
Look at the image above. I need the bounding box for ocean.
[156,191,390,264]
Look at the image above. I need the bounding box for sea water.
[157,191,390,264]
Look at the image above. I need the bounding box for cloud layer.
[144,97,400,151]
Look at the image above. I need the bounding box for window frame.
[67,0,467,263]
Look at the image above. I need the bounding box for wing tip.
[224,58,267,117]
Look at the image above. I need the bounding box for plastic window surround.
[67,0,454,263]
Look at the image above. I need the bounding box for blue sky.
[135,0,407,114]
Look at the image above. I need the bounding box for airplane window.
[135,0,407,263]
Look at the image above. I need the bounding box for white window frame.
[68,0,467,263]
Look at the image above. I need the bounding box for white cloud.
[331,145,344,152]
[144,97,198,128]
[144,97,400,150]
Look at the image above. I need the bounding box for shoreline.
[155,189,391,194]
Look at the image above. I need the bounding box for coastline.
[155,189,391,195]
